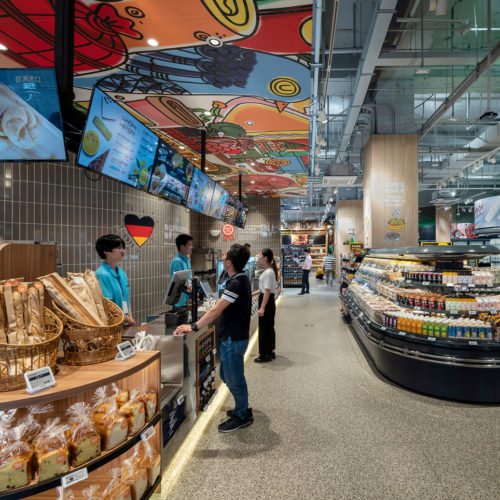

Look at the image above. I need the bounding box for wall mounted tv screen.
[475,195,500,236]
[208,183,229,219]
[186,167,215,216]
[235,206,248,229]
[308,234,326,245]
[223,195,239,225]
[77,87,158,190]
[0,68,66,161]
[149,140,193,205]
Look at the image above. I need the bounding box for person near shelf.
[170,234,193,309]
[252,248,278,363]
[174,244,253,433]
[95,234,136,326]
[322,250,335,287]
[298,248,312,295]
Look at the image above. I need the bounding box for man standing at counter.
[170,234,193,308]
[174,243,253,433]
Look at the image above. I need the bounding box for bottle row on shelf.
[402,270,494,286]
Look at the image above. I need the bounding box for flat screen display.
[282,234,292,245]
[77,87,158,190]
[209,183,229,219]
[308,234,326,245]
[235,206,248,229]
[186,167,215,215]
[475,195,500,234]
[223,195,239,224]
[149,140,193,204]
[0,68,66,161]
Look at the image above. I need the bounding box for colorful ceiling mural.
[0,0,312,197]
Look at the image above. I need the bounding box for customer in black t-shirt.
[174,243,253,432]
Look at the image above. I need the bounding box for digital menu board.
[149,140,194,205]
[208,183,229,219]
[235,205,248,229]
[77,87,158,190]
[0,68,66,161]
[223,195,239,225]
[186,167,215,215]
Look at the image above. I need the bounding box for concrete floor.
[165,281,500,499]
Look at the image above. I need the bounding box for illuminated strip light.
[160,295,282,495]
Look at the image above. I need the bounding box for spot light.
[0,44,7,51]
[207,37,223,47]
[147,38,159,47]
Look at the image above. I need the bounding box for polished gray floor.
[166,281,500,499]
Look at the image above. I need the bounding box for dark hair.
[95,234,125,259]
[262,248,279,280]
[243,243,251,250]
[304,248,311,253]
[175,234,193,251]
[226,243,250,272]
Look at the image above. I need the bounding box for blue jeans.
[219,337,249,420]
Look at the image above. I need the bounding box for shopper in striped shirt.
[322,250,335,287]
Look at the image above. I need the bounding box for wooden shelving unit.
[0,352,162,499]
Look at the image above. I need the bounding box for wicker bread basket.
[53,298,124,365]
[0,308,63,391]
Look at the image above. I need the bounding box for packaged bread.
[0,424,34,492]
[39,273,104,326]
[56,485,75,500]
[121,457,148,500]
[66,402,101,467]
[136,389,157,421]
[83,484,105,500]
[27,282,45,342]
[103,468,131,500]
[34,418,69,482]
[66,273,103,325]
[119,390,145,436]
[111,383,129,409]
[135,442,160,488]
[92,387,128,451]
[84,270,108,324]
[17,404,53,444]
[2,283,23,344]
[0,285,7,343]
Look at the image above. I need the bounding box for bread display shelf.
[0,351,160,410]
[1,414,161,500]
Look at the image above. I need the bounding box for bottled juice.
[416,317,423,335]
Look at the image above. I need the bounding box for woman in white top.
[252,248,278,363]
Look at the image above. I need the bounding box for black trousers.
[258,293,276,357]
[301,269,310,293]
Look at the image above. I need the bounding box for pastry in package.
[137,389,157,422]
[121,457,148,500]
[66,402,101,467]
[0,424,34,492]
[119,390,146,436]
[17,404,53,443]
[135,442,160,488]
[111,383,129,409]
[34,418,70,482]
[84,270,108,324]
[92,387,128,451]
[103,468,131,500]
[0,285,7,343]
[56,485,75,500]
[66,273,103,326]
[83,484,105,500]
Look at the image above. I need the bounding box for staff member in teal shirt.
[170,234,193,308]
[95,234,136,326]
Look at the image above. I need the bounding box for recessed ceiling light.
[204,111,211,116]
[221,181,225,184]
[245,121,254,125]
[416,68,430,74]
[179,146,185,150]
[251,181,255,184]
[249,162,255,166]
[0,44,7,51]
[207,37,223,47]
[147,38,159,47]
[192,157,198,161]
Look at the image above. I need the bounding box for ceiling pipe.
[418,40,500,139]
[336,0,398,163]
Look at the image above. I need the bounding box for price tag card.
[450,311,458,315]
[398,331,406,336]
[487,283,493,288]
[469,311,476,315]
[422,281,430,286]
[446,283,454,287]
[141,426,156,442]
[469,284,475,288]
[381,326,387,331]
[491,310,498,315]
[176,395,185,406]
[406,280,412,284]
[427,337,437,342]
[469,340,478,345]
[25,366,55,394]
[415,306,421,311]
[61,468,88,488]
[212,348,217,355]
[115,341,135,360]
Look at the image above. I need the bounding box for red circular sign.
[222,224,235,236]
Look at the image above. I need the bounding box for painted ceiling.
[0,0,312,197]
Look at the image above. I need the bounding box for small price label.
[141,426,156,442]
[469,340,478,345]
[469,311,476,315]
[406,280,412,284]
[446,283,454,287]
[415,306,421,311]
[115,341,135,360]
[398,331,406,336]
[176,395,185,406]
[422,281,430,286]
[469,284,475,288]
[61,468,88,488]
[450,310,458,315]
[381,326,387,331]
[205,355,210,363]
[487,283,493,288]
[72,276,85,285]
[212,348,217,355]
[25,366,55,394]
[427,337,437,342]
[491,310,498,315]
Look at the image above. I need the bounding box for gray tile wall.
[0,153,189,323]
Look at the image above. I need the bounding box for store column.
[363,134,418,248]
[435,206,452,242]
[335,200,363,281]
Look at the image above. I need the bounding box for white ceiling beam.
[377,50,487,67]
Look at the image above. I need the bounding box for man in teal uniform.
[95,234,136,326]
[170,234,193,308]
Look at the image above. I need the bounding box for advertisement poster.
[78,88,158,190]
[0,68,66,160]
[291,234,308,245]
[384,182,406,241]
[475,195,500,230]
[451,223,477,240]
[149,140,193,205]
[186,167,215,215]
[349,242,364,256]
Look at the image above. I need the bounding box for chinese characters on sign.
[384,182,406,241]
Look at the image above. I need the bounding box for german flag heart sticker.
[124,214,155,247]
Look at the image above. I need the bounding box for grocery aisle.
[164,281,499,499]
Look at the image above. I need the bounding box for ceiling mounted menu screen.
[209,183,229,219]
[149,140,194,205]
[77,87,158,190]
[187,167,215,216]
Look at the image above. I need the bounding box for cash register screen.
[199,280,212,299]
[164,269,190,305]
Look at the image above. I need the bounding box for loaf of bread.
[121,458,148,500]
[111,384,129,409]
[0,426,33,492]
[103,468,132,500]
[0,285,7,343]
[134,442,160,488]
[137,390,157,421]
[66,402,101,467]
[35,419,69,482]
[119,391,145,436]
[66,273,103,326]
[84,270,108,324]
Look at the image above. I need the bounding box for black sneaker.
[226,407,253,421]
[218,414,253,433]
